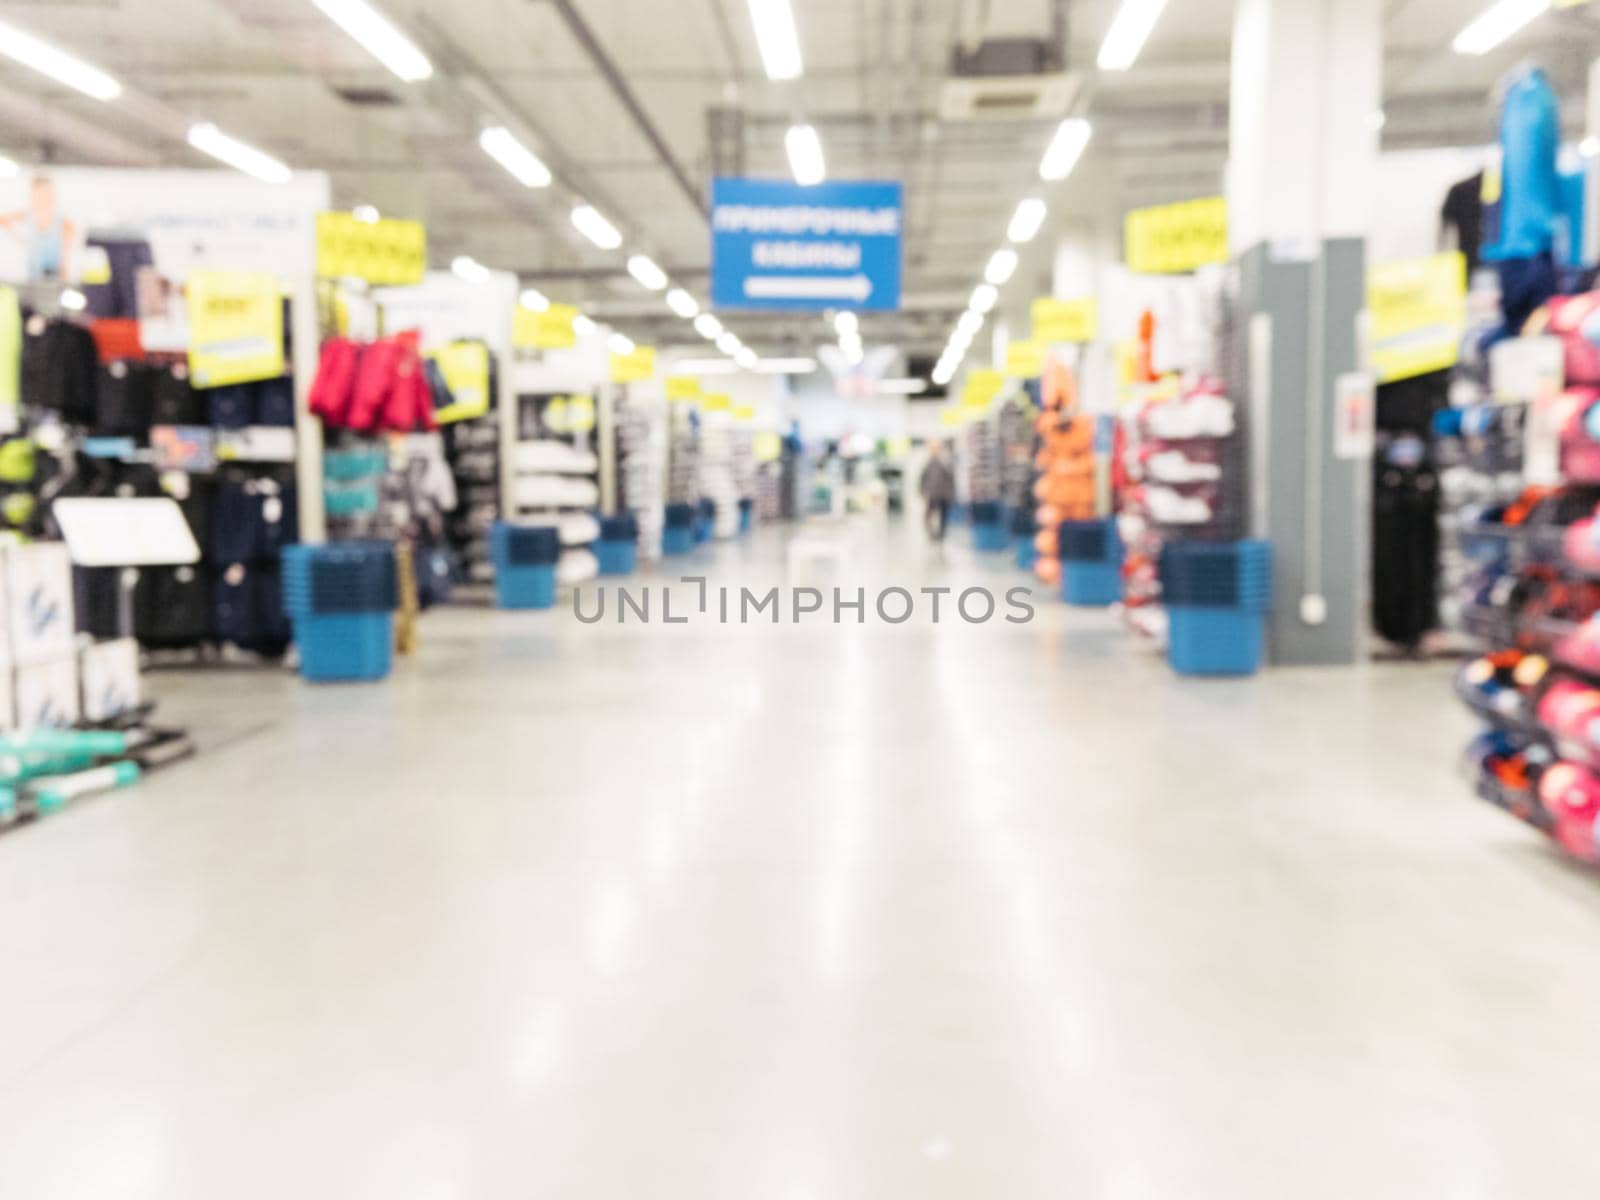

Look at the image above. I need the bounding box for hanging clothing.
[1441,172,1484,272]
[1482,66,1560,264]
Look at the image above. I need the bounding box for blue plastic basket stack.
[596,513,639,576]
[738,497,754,535]
[490,522,561,609]
[1159,540,1273,676]
[694,498,716,544]
[969,501,1008,552]
[1010,507,1038,570]
[281,541,397,682]
[663,503,696,556]
[1059,519,1124,606]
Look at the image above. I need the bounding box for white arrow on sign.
[744,274,874,303]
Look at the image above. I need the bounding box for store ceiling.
[0,0,1598,358]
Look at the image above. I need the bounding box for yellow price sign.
[1033,297,1098,344]
[1368,252,1467,385]
[703,393,731,413]
[315,212,426,285]
[1005,340,1046,379]
[1125,196,1228,275]
[754,432,783,462]
[428,341,491,425]
[566,393,596,433]
[515,303,578,350]
[939,407,968,428]
[610,345,656,383]
[187,270,284,389]
[966,368,1002,404]
[665,375,702,401]
[732,404,756,422]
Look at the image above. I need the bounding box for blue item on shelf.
[1058,518,1120,564]
[598,513,638,543]
[694,498,715,544]
[1009,506,1038,537]
[948,503,967,525]
[663,527,695,556]
[494,563,557,610]
[973,519,1008,552]
[294,612,394,682]
[1167,606,1266,676]
[256,375,296,427]
[664,502,696,531]
[739,498,753,534]
[208,383,255,429]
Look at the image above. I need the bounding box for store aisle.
[2,522,1598,1198]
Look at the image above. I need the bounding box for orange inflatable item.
[1034,557,1061,585]
[1035,529,1058,557]
[1035,504,1062,528]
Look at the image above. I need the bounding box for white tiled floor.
[2,519,1599,1197]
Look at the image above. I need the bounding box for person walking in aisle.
[919,441,955,543]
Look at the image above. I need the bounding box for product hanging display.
[611,384,666,563]
[514,392,600,585]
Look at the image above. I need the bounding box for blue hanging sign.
[711,177,903,313]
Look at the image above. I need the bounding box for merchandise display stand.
[514,391,600,585]
[611,382,667,562]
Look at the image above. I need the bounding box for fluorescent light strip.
[834,311,858,336]
[716,331,743,355]
[985,249,1019,286]
[958,310,985,336]
[187,122,292,184]
[1039,118,1092,182]
[353,204,381,224]
[310,0,432,83]
[876,378,926,395]
[746,0,803,80]
[1452,0,1551,55]
[969,284,998,314]
[786,124,826,186]
[0,18,120,101]
[755,357,818,374]
[573,314,598,337]
[735,347,759,369]
[627,254,668,290]
[571,204,623,250]
[0,155,17,179]
[1097,0,1169,72]
[452,255,490,283]
[675,357,739,375]
[519,288,550,312]
[666,288,699,318]
[694,313,724,339]
[1007,198,1048,244]
[479,125,552,188]
[608,332,635,355]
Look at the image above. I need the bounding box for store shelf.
[1473,770,1553,834]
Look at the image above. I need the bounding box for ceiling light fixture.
[310,0,432,83]
[0,155,18,179]
[969,284,998,314]
[932,361,956,387]
[1097,0,1169,72]
[716,331,743,356]
[451,255,490,283]
[519,287,550,312]
[479,125,552,188]
[608,332,635,355]
[746,0,803,81]
[1039,117,1092,182]
[958,310,985,337]
[352,204,381,224]
[694,313,724,339]
[875,378,927,395]
[666,288,700,318]
[0,18,121,101]
[834,311,858,337]
[1453,0,1551,55]
[755,357,818,374]
[627,254,669,291]
[1007,198,1048,244]
[674,358,740,375]
[573,314,598,337]
[59,288,87,312]
[735,347,760,370]
[786,124,826,186]
[1367,110,1387,131]
[571,204,623,250]
[187,122,292,184]
[985,248,1020,286]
